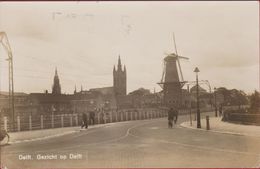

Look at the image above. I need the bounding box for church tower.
[52,68,61,94]
[113,55,127,96]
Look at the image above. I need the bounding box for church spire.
[55,67,58,76]
[52,67,61,94]
[117,55,122,71]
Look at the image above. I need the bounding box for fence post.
[4,116,8,131]
[61,114,64,128]
[70,114,73,126]
[110,111,112,123]
[126,111,129,121]
[130,112,132,121]
[206,116,210,130]
[17,116,20,132]
[40,115,43,129]
[104,113,107,124]
[51,114,54,128]
[75,114,78,126]
[29,115,32,131]
[125,111,127,121]
[115,111,118,122]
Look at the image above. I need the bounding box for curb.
[7,123,114,145]
[179,121,245,137]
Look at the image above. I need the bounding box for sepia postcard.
[0,1,259,169]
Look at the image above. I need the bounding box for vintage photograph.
[0,1,259,168]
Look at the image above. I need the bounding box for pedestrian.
[168,108,174,128]
[81,112,88,129]
[0,128,10,143]
[219,105,223,117]
[173,107,179,124]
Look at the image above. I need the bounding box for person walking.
[219,105,223,117]
[173,107,179,124]
[168,108,174,128]
[81,112,88,129]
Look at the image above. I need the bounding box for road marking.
[8,131,78,144]
[46,120,159,152]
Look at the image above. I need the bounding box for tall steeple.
[55,67,58,76]
[117,55,122,71]
[52,67,61,94]
[113,55,127,97]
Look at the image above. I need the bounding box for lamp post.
[214,87,218,117]
[194,67,201,128]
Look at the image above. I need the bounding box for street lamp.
[214,87,218,117]
[194,67,201,128]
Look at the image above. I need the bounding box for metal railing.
[0,108,169,132]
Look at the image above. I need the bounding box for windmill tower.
[158,33,189,108]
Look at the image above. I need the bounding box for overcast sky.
[0,1,259,94]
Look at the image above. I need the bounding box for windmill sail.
[173,33,184,82]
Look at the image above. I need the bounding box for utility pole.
[0,32,15,132]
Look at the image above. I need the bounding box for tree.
[216,87,230,105]
[229,89,248,108]
[216,87,248,107]
[249,90,260,113]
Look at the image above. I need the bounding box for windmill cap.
[164,54,178,61]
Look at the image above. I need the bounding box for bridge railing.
[0,108,169,132]
[0,107,214,132]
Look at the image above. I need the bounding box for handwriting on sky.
[51,12,132,35]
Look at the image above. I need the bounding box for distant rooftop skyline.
[0,1,259,94]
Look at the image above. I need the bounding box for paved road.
[2,113,260,168]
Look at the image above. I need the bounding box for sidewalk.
[180,117,260,137]
[5,123,111,144]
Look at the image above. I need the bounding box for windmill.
[158,33,189,108]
